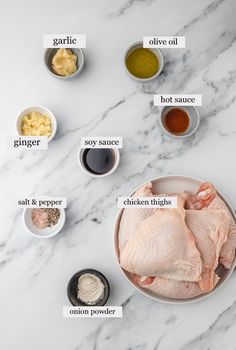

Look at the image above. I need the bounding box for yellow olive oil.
[126,48,159,79]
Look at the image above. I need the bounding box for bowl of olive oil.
[124,41,164,82]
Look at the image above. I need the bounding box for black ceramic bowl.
[67,269,110,306]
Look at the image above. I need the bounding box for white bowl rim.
[23,207,66,238]
[124,40,164,82]
[114,174,236,304]
[16,105,57,142]
[77,147,120,178]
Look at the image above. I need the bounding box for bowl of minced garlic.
[16,105,57,142]
[44,48,84,79]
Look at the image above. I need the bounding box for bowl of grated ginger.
[16,105,57,142]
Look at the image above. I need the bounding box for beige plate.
[114,175,236,304]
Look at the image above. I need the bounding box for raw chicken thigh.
[193,182,236,269]
[119,183,156,252]
[208,196,236,269]
[118,182,235,300]
[185,210,229,292]
[120,197,202,281]
[140,276,203,300]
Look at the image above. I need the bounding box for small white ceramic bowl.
[44,48,84,80]
[77,148,120,178]
[16,105,57,142]
[159,105,200,139]
[124,41,164,82]
[23,208,66,238]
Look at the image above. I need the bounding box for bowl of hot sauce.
[159,106,200,138]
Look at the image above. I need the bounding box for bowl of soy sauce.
[78,147,120,177]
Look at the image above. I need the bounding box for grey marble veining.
[0,0,236,349]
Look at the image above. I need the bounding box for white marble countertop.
[1,0,236,349]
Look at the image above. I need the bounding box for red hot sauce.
[164,108,190,135]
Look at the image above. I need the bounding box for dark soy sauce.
[82,148,115,175]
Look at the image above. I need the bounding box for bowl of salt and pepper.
[23,208,65,238]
